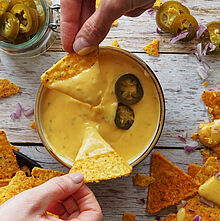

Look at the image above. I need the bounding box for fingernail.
[73,37,96,55]
[69,172,84,184]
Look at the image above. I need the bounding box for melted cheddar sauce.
[41,49,160,164]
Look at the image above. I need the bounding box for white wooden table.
[0,0,220,220]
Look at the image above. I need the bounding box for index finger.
[60,0,82,52]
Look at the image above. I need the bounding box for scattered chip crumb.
[112,20,118,26]
[153,0,162,8]
[111,39,120,47]
[203,81,209,87]
[143,39,159,56]
[191,133,199,140]
[200,148,211,162]
[30,121,36,130]
[0,79,19,98]
[132,173,155,187]
[162,39,168,43]
[123,212,136,221]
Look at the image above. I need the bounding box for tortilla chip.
[188,163,201,178]
[162,213,177,221]
[111,39,120,47]
[70,151,132,183]
[132,173,155,187]
[30,121,36,130]
[147,153,198,214]
[143,40,159,56]
[0,171,34,205]
[153,0,162,8]
[184,194,220,220]
[122,212,136,221]
[20,165,31,176]
[202,91,220,119]
[194,157,220,185]
[191,133,199,140]
[200,148,211,162]
[0,78,19,98]
[0,130,19,179]
[41,50,98,86]
[11,145,19,152]
[32,167,66,187]
[0,179,11,187]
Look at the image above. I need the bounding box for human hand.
[61,0,156,54]
[0,173,102,221]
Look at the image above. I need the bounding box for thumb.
[30,173,84,214]
[73,2,125,55]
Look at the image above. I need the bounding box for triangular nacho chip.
[123,212,136,221]
[111,39,120,47]
[194,157,220,185]
[0,78,19,98]
[184,194,220,220]
[32,167,66,187]
[0,130,19,179]
[132,173,155,187]
[188,163,201,178]
[70,151,132,183]
[202,91,220,119]
[143,40,159,56]
[147,153,198,214]
[0,171,34,205]
[153,0,162,8]
[41,50,106,106]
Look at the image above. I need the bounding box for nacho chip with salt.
[143,40,159,56]
[123,212,136,221]
[70,151,132,183]
[184,194,220,220]
[162,213,177,221]
[147,153,198,214]
[202,91,220,119]
[0,171,34,205]
[188,163,201,178]
[0,130,19,179]
[0,179,11,187]
[32,167,66,187]
[132,173,155,187]
[0,78,19,98]
[194,157,220,185]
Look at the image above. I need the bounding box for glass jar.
[0,0,60,57]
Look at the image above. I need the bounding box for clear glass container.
[0,0,60,57]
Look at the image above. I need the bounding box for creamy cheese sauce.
[41,49,160,164]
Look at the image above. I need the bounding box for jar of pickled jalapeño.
[0,0,60,57]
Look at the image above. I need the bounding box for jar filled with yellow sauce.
[35,47,165,168]
[0,0,60,57]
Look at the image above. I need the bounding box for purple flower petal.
[170,31,189,43]
[184,145,198,153]
[196,24,207,39]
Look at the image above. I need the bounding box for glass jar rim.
[0,0,49,50]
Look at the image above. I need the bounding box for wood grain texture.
[17,146,204,221]
[50,0,220,53]
[1,52,219,148]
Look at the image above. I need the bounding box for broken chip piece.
[200,148,211,162]
[111,39,120,47]
[194,157,220,185]
[143,40,159,56]
[147,152,198,214]
[132,173,155,187]
[162,213,177,221]
[0,130,20,179]
[122,212,136,221]
[0,78,19,98]
[153,0,162,8]
[188,163,201,178]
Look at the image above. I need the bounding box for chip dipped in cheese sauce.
[38,47,163,166]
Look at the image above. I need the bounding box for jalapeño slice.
[115,103,134,130]
[115,73,143,105]
[170,14,198,41]
[156,1,190,32]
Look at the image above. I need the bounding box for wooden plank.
[49,0,220,53]
[1,51,219,147]
[17,145,205,221]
